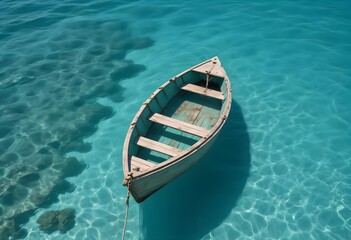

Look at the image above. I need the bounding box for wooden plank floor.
[137,89,221,163]
[170,91,221,129]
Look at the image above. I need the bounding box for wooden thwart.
[136,136,182,157]
[181,83,224,100]
[131,156,156,172]
[150,113,209,138]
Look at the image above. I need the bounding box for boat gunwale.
[122,56,232,180]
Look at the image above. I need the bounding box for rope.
[205,72,209,91]
[205,60,217,91]
[121,173,132,240]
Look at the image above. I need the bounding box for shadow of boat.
[139,99,251,240]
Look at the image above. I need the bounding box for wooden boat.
[122,56,232,203]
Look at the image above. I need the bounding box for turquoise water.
[0,0,350,239]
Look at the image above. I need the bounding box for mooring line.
[121,173,132,240]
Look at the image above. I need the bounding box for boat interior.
[128,70,229,172]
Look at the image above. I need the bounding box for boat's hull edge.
[130,131,220,203]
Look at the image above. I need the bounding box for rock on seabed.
[36,208,76,234]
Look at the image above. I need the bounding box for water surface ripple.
[0,0,350,239]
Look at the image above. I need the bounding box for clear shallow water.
[0,0,350,239]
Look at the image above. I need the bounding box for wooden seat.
[181,83,224,100]
[131,156,156,172]
[136,136,182,157]
[149,113,209,138]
